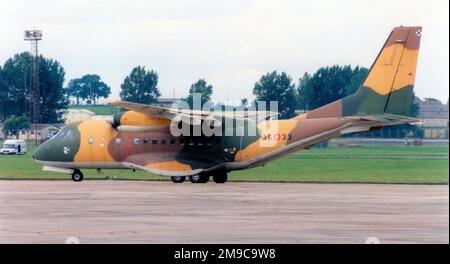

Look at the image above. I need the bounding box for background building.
[153,98,182,108]
[416,97,449,139]
[0,124,63,141]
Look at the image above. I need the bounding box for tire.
[199,175,209,183]
[189,174,209,183]
[72,169,84,182]
[171,176,186,183]
[213,172,228,183]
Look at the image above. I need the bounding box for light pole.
[24,29,42,146]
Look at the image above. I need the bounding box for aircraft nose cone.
[33,142,48,161]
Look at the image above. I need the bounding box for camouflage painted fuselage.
[33,26,422,177]
[33,113,351,176]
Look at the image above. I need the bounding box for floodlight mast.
[24,29,42,146]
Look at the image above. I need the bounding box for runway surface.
[0,180,448,244]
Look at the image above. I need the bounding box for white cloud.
[0,0,448,102]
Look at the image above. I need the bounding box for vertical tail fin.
[304,26,422,119]
[346,26,422,116]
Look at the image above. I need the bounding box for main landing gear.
[170,172,228,184]
[212,171,227,184]
[170,176,186,183]
[71,169,84,182]
[189,174,209,183]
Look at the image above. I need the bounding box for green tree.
[298,65,360,111]
[184,79,213,109]
[253,71,297,119]
[66,78,83,106]
[67,74,110,105]
[297,72,312,110]
[120,66,160,104]
[241,98,248,107]
[345,66,369,95]
[2,115,30,139]
[0,52,68,123]
[39,56,69,123]
[0,53,32,119]
[0,66,8,122]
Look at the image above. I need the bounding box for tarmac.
[0,180,448,244]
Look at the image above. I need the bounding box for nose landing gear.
[170,176,186,183]
[71,169,84,182]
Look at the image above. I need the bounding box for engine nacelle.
[106,111,171,132]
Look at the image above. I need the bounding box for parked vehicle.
[0,140,27,155]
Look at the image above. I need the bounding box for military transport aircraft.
[33,26,422,183]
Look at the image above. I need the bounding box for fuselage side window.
[143,138,149,144]
[161,139,167,145]
[88,137,94,144]
[133,138,140,145]
[152,138,158,145]
[115,138,122,144]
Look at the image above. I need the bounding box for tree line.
[0,51,420,138]
[252,66,371,119]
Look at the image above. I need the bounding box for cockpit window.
[54,129,66,139]
[61,129,73,141]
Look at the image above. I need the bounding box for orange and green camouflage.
[33,26,422,183]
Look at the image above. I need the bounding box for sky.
[0,0,448,103]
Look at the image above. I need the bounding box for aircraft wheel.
[171,176,186,183]
[199,175,209,183]
[72,169,84,182]
[189,174,209,183]
[213,172,228,183]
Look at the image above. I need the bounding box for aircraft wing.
[109,99,214,126]
[109,99,206,118]
[342,114,420,126]
[109,100,278,125]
